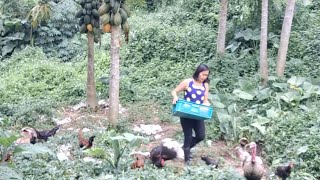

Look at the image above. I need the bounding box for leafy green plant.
[99,131,147,169]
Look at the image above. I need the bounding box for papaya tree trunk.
[216,0,228,55]
[260,0,269,86]
[109,25,121,126]
[276,0,295,76]
[87,31,97,110]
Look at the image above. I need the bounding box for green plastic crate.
[172,99,213,120]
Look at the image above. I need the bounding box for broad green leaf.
[250,123,266,135]
[272,83,288,91]
[18,144,55,156]
[0,135,18,148]
[266,107,279,118]
[212,101,225,109]
[287,76,305,87]
[297,145,309,155]
[256,87,272,101]
[233,89,254,100]
[280,92,300,103]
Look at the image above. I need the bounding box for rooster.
[243,142,264,180]
[201,155,219,168]
[78,128,95,150]
[275,162,294,180]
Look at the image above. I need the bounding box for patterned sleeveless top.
[184,80,206,104]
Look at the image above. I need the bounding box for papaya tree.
[276,0,296,76]
[76,0,101,110]
[260,0,268,86]
[98,0,130,126]
[216,0,228,55]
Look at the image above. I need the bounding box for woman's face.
[198,70,209,82]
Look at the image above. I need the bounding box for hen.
[275,162,294,180]
[78,128,95,150]
[130,155,145,169]
[150,145,177,168]
[243,142,264,180]
[201,155,219,168]
[35,125,60,141]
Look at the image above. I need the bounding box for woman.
[171,63,210,163]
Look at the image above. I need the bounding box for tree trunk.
[276,0,295,76]
[260,0,269,86]
[108,25,121,126]
[216,0,228,55]
[87,32,97,110]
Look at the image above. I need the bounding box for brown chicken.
[78,128,95,150]
[1,151,13,162]
[130,155,145,169]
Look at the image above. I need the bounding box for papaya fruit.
[87,24,93,32]
[102,23,111,33]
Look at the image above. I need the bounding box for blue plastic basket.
[172,99,213,120]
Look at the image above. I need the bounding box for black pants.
[180,117,205,150]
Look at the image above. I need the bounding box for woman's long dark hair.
[192,63,210,83]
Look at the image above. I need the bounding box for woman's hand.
[172,96,179,104]
[202,100,210,106]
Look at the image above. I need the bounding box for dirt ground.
[53,103,271,179]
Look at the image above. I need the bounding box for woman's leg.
[180,117,194,162]
[190,120,205,149]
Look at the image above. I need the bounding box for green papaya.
[119,8,127,23]
[98,3,111,16]
[75,9,83,18]
[101,13,110,25]
[120,4,130,17]
[84,15,91,24]
[80,24,87,33]
[113,12,122,26]
[112,1,120,14]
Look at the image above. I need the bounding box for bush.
[0,47,85,125]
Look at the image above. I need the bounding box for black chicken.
[35,125,60,141]
[150,145,177,168]
[275,162,294,180]
[201,155,219,168]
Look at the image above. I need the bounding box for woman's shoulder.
[183,78,193,83]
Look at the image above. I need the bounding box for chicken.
[15,127,38,144]
[201,155,219,168]
[35,125,60,141]
[78,128,95,150]
[235,137,251,165]
[275,162,294,180]
[1,151,13,162]
[239,138,249,148]
[243,142,264,180]
[150,145,177,168]
[130,155,145,169]
[17,126,59,144]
